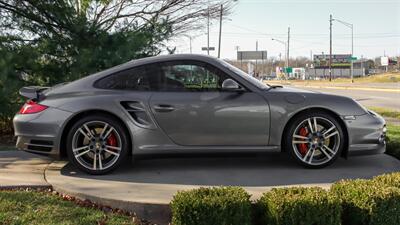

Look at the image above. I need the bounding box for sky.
[168,0,400,60]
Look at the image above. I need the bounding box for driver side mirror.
[222,79,244,91]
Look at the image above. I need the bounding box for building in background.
[292,68,306,80]
[307,54,366,79]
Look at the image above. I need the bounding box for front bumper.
[13,107,73,156]
[346,110,386,156]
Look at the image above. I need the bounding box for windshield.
[218,59,270,90]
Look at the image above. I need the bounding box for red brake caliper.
[298,127,309,156]
[107,132,117,150]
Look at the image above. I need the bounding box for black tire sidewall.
[66,114,129,175]
[285,112,345,168]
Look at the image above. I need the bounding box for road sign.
[381,57,389,66]
[237,51,268,60]
[348,56,357,61]
[201,47,215,51]
[284,67,293,73]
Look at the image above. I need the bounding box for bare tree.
[0,0,234,40]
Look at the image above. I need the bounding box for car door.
[149,60,270,146]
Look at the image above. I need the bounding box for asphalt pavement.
[298,86,400,110]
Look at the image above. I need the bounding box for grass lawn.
[369,107,400,120]
[386,124,400,160]
[0,145,16,151]
[0,190,137,225]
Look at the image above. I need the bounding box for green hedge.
[170,187,252,225]
[170,174,400,225]
[373,172,400,188]
[331,179,400,225]
[256,187,341,225]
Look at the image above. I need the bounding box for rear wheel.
[284,112,345,168]
[66,114,129,175]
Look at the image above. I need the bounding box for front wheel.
[66,114,129,175]
[284,112,345,168]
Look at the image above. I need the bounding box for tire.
[66,114,129,175]
[284,111,345,168]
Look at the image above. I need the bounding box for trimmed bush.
[331,179,400,225]
[373,172,400,188]
[170,186,252,225]
[256,187,341,225]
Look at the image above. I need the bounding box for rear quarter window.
[94,66,150,91]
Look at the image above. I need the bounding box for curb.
[44,161,171,225]
[0,185,52,190]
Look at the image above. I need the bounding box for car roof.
[124,54,219,66]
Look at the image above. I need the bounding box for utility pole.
[329,14,333,81]
[287,27,290,69]
[207,7,210,55]
[189,36,192,54]
[351,24,354,82]
[255,40,258,77]
[218,4,223,58]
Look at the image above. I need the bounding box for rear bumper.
[346,111,386,156]
[13,107,72,156]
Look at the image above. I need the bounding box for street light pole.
[332,17,354,82]
[272,38,288,78]
[218,4,223,58]
[272,38,287,67]
[329,14,332,81]
[287,27,290,68]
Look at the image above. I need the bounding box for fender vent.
[25,140,53,152]
[121,101,151,126]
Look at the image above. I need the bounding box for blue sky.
[170,0,400,60]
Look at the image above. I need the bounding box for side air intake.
[121,101,152,126]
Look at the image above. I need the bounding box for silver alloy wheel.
[292,117,340,166]
[72,121,122,171]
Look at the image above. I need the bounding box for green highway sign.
[348,56,357,61]
[284,67,293,73]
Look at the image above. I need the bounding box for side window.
[158,61,229,91]
[95,66,151,91]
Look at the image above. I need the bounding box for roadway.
[296,86,400,110]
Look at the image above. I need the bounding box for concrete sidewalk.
[1,150,400,225]
[0,150,52,189]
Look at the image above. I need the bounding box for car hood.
[265,85,368,116]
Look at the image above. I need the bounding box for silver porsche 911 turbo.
[13,54,386,174]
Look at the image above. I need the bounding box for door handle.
[153,104,175,112]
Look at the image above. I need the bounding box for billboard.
[237,51,268,60]
[381,57,389,66]
[313,54,352,68]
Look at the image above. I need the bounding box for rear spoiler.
[19,86,49,100]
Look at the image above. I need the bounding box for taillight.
[19,100,48,114]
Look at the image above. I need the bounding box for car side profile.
[13,54,386,174]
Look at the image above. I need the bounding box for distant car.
[13,54,386,174]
